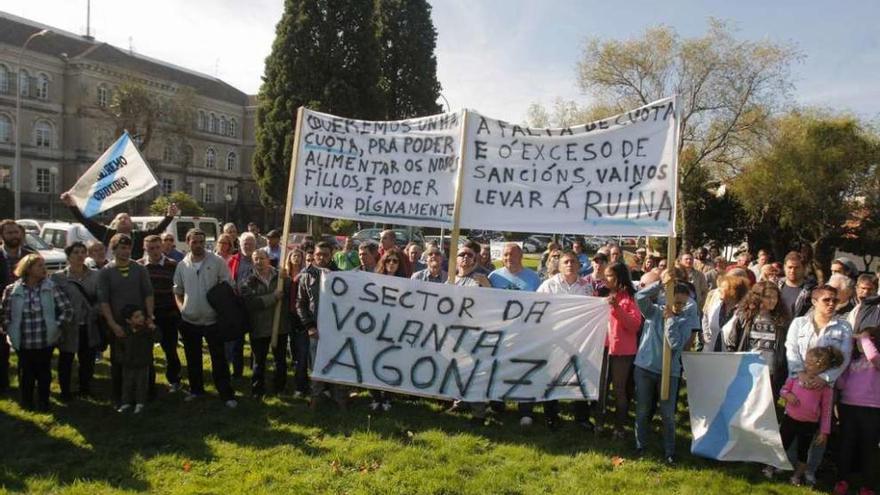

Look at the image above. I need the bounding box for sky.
[3,0,879,123]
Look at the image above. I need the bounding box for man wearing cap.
[97,233,155,408]
[261,229,283,268]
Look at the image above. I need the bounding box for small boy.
[118,305,159,414]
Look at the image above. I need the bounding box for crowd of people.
[0,204,878,492]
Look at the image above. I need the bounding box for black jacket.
[206,280,247,342]
[296,265,335,330]
[855,295,880,334]
[69,205,172,260]
[778,279,817,318]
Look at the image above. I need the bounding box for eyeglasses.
[457,252,474,258]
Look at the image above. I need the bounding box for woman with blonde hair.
[702,273,751,352]
[1,254,74,411]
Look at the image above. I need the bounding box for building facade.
[0,11,266,225]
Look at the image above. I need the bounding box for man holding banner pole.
[60,131,178,260]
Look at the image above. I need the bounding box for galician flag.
[682,352,793,470]
[67,131,158,217]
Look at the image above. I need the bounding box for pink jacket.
[606,291,643,356]
[781,377,833,435]
[836,335,880,409]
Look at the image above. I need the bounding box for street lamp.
[224,193,232,223]
[14,28,50,219]
[48,166,57,220]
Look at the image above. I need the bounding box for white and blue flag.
[682,352,792,470]
[67,131,158,217]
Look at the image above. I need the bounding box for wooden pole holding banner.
[271,106,305,348]
[660,96,681,401]
[446,110,470,284]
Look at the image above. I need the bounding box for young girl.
[726,282,790,393]
[833,326,880,495]
[779,346,843,486]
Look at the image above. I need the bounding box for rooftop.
[0,10,251,106]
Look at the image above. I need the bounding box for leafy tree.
[150,191,204,216]
[531,20,799,247]
[330,218,357,236]
[375,0,442,118]
[103,82,195,152]
[731,111,880,281]
[253,0,385,206]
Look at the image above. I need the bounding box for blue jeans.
[634,366,680,457]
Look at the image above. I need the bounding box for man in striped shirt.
[140,235,182,392]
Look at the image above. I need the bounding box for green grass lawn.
[1,347,826,495]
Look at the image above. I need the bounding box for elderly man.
[679,251,709,312]
[261,229,282,268]
[411,245,447,283]
[61,192,178,260]
[160,233,185,262]
[356,241,379,272]
[405,242,426,273]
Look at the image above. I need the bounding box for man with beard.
[0,220,34,392]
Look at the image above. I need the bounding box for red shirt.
[606,291,643,356]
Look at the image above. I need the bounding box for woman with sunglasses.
[784,284,853,486]
[368,250,409,411]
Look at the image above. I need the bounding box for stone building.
[0,11,269,226]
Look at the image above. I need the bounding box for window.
[205,147,215,168]
[19,69,29,98]
[176,221,195,241]
[163,142,175,163]
[161,178,174,196]
[0,166,11,188]
[97,84,110,108]
[36,168,51,193]
[0,114,11,143]
[209,113,218,134]
[226,151,236,171]
[202,183,215,203]
[95,129,111,152]
[220,117,228,136]
[34,121,52,148]
[182,145,193,166]
[0,65,9,94]
[37,74,49,100]
[228,118,237,137]
[225,184,236,200]
[198,111,207,131]
[185,181,193,195]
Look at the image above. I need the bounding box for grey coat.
[51,267,102,352]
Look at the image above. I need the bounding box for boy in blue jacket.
[633,270,700,464]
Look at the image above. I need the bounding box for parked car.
[40,222,98,249]
[130,216,221,253]
[25,233,67,274]
[16,219,44,235]
[423,235,470,255]
[351,227,425,248]
[286,233,344,250]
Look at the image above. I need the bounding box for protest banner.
[67,131,159,217]
[292,109,463,229]
[312,271,609,401]
[682,352,792,470]
[459,97,678,237]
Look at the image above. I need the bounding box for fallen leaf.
[330,460,342,475]
[182,461,192,473]
[611,456,625,468]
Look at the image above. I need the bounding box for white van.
[130,216,221,253]
[40,222,99,249]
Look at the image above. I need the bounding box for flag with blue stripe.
[682,352,792,470]
[67,131,159,218]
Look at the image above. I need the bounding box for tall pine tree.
[253,0,385,205]
[375,0,442,119]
